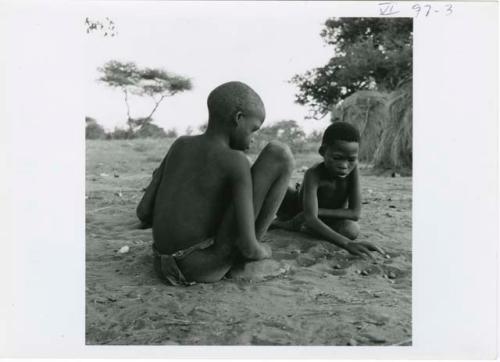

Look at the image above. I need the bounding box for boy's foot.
[270,214,304,232]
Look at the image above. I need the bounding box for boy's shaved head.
[321,122,360,146]
[319,122,360,156]
[207,81,265,124]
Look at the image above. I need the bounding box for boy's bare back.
[137,81,294,283]
[152,134,246,255]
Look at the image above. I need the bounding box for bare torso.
[300,162,350,210]
[152,135,235,254]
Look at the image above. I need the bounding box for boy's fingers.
[362,242,386,256]
[359,245,374,259]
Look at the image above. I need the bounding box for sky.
[84,2,337,134]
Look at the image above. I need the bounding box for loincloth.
[152,238,214,286]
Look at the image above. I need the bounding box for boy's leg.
[178,141,294,282]
[251,141,295,239]
[326,219,360,240]
[303,218,360,241]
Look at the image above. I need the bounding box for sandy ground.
[86,139,412,345]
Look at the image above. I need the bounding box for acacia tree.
[291,18,412,118]
[97,60,192,130]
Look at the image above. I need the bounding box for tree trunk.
[123,89,132,128]
[145,95,166,121]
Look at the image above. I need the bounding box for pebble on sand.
[361,270,369,276]
[347,338,358,346]
[388,271,396,279]
[118,246,130,254]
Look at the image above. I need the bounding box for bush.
[85,117,106,140]
[134,123,167,138]
[165,128,178,138]
[250,120,311,154]
[107,127,134,140]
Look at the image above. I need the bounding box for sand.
[86,139,412,345]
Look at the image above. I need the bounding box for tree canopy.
[291,18,412,118]
[97,60,192,129]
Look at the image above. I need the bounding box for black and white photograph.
[85,4,412,346]
[1,0,498,358]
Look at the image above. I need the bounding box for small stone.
[389,205,396,208]
[99,173,109,177]
[114,173,120,178]
[388,271,396,279]
[361,270,369,276]
[366,333,386,343]
[333,264,342,269]
[133,319,146,330]
[355,270,361,274]
[118,246,130,254]
[347,338,358,346]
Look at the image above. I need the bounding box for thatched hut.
[331,82,412,172]
[373,81,412,171]
[331,90,390,163]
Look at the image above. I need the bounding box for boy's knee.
[264,141,294,171]
[339,220,360,240]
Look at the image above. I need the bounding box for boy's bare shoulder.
[170,135,194,148]
[305,162,324,178]
[174,135,249,175]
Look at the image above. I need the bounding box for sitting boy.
[272,122,386,259]
[136,81,294,284]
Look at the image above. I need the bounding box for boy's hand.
[344,241,386,259]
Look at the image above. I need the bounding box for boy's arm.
[317,166,361,221]
[136,156,166,228]
[302,169,372,258]
[229,153,271,260]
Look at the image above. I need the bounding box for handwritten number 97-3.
[412,4,453,17]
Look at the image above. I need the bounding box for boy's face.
[230,108,264,151]
[322,140,359,178]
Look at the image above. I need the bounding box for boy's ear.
[319,145,325,156]
[233,111,244,127]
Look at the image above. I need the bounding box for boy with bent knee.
[273,122,386,259]
[136,81,294,284]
